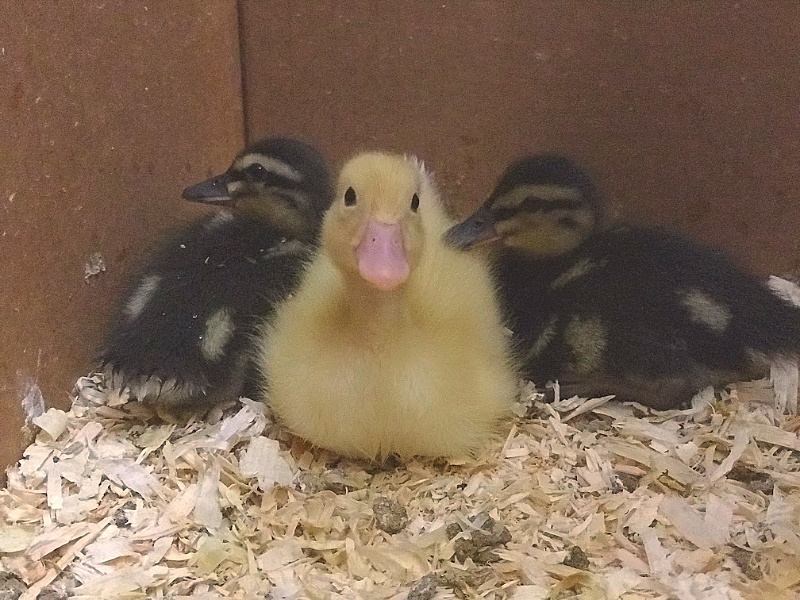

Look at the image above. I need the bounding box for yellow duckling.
[259,152,517,459]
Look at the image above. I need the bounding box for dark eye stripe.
[491,195,586,221]
[243,164,305,190]
[244,163,266,178]
[520,196,585,212]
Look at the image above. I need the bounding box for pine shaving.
[0,372,799,599]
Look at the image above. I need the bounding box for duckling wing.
[507,225,800,409]
[100,214,313,406]
[611,227,800,372]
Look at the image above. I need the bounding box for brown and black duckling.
[445,154,800,410]
[100,137,333,406]
[259,152,516,459]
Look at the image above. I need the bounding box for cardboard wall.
[0,1,244,479]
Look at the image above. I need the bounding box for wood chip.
[0,372,798,598]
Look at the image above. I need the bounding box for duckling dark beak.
[182,173,235,206]
[444,206,500,250]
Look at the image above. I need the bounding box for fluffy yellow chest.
[262,279,513,459]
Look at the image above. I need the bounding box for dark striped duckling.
[100,137,333,406]
[445,154,800,409]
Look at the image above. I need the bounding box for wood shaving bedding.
[1,373,799,600]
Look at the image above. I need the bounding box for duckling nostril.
[357,220,410,290]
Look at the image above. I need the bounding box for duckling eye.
[410,193,420,212]
[245,163,267,179]
[520,196,547,212]
[344,187,357,206]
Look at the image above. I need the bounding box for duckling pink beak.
[356,219,410,291]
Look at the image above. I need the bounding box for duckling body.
[261,153,516,459]
[100,138,332,406]
[446,155,800,409]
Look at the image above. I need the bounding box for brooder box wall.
[0,1,244,480]
[240,1,800,275]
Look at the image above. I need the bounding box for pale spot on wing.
[768,275,800,307]
[564,314,607,375]
[680,289,731,334]
[201,308,234,361]
[124,275,162,321]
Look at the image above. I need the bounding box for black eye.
[344,187,357,206]
[410,193,419,212]
[245,163,267,180]
[520,196,547,212]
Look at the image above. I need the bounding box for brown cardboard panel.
[0,1,244,478]
[240,1,800,277]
